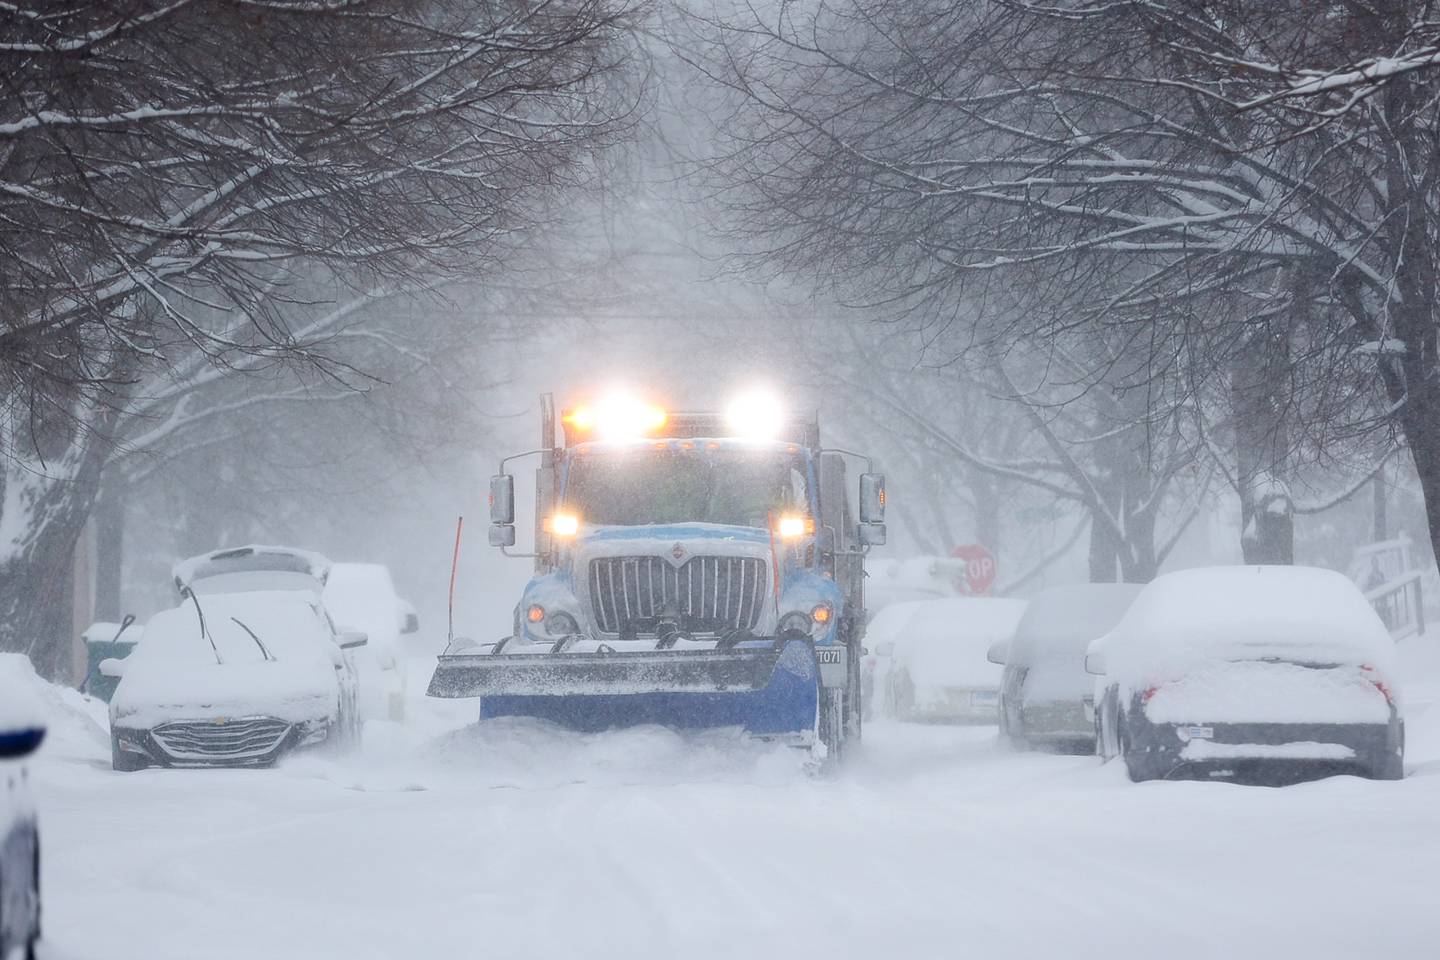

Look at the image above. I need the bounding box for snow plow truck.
[428,392,887,762]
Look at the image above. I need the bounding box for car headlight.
[545,611,580,637]
[297,718,332,746]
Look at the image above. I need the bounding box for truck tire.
[817,686,846,768]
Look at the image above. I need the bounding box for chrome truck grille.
[589,556,768,636]
[151,717,291,761]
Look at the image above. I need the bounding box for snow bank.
[1098,566,1399,699]
[0,654,109,761]
[893,597,1026,688]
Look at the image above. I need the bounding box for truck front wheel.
[817,686,846,768]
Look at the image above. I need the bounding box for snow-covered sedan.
[104,591,366,770]
[992,583,1142,753]
[884,597,1027,722]
[1089,565,1404,783]
[0,656,44,960]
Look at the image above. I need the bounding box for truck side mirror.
[489,474,515,524]
[489,524,516,548]
[859,473,886,523]
[986,640,1009,665]
[858,522,886,546]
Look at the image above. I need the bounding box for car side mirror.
[0,727,45,759]
[986,640,1009,665]
[859,473,886,523]
[1084,651,1106,676]
[490,474,515,524]
[858,522,886,546]
[402,612,419,635]
[489,524,516,548]
[337,632,368,650]
[98,658,127,679]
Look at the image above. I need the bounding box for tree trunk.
[94,486,126,622]
[1232,292,1295,565]
[1372,465,1388,543]
[971,470,1000,563]
[0,417,114,680]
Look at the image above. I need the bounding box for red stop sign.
[951,544,997,595]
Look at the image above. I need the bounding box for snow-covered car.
[0,656,44,960]
[992,583,1142,753]
[1089,565,1404,783]
[104,591,366,770]
[322,563,416,721]
[883,597,1027,723]
[861,601,923,720]
[174,544,331,597]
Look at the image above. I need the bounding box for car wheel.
[1118,710,1157,782]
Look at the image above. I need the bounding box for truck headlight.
[545,611,580,637]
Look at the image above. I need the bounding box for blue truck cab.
[428,393,886,762]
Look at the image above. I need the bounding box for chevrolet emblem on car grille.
[670,542,687,564]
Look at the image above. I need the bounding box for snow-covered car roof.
[1095,565,1397,684]
[891,597,1027,688]
[1008,583,1144,664]
[173,544,331,596]
[865,600,926,647]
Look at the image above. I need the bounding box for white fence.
[1351,536,1426,640]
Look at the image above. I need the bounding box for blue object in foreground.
[479,640,820,737]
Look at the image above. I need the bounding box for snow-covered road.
[30,641,1440,960]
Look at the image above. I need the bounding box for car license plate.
[1180,725,1214,740]
[970,690,998,706]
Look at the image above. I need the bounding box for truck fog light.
[545,612,580,636]
[526,604,546,623]
[811,604,832,625]
[778,612,812,636]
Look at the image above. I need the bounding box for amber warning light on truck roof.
[562,397,667,441]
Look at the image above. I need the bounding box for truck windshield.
[564,446,809,528]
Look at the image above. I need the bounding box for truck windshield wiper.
[229,617,275,661]
[184,588,224,665]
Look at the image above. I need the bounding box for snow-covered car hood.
[111,590,343,728]
[111,659,337,728]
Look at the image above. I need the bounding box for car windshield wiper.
[184,588,224,665]
[229,617,275,661]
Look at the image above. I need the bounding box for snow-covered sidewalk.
[26,645,1440,960]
